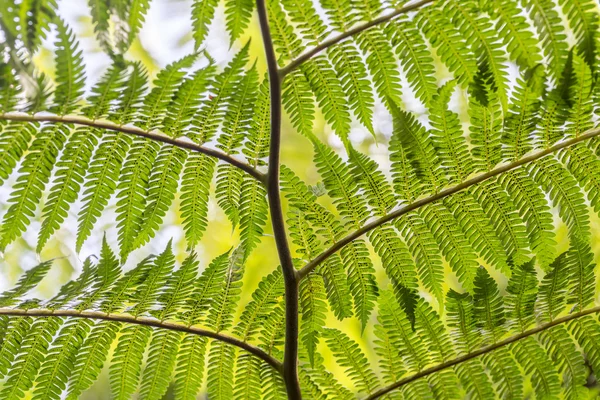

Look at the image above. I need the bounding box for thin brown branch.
[256,0,302,397]
[0,112,266,184]
[364,305,600,399]
[0,307,282,372]
[299,125,600,279]
[279,0,435,76]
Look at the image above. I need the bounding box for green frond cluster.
[0,240,288,399]
[1,0,600,398]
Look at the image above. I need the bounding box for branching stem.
[0,307,282,371]
[279,0,434,76]
[299,125,600,279]
[364,305,600,399]
[256,0,302,398]
[0,112,266,184]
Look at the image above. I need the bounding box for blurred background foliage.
[1,0,600,398]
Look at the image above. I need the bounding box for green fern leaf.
[0,318,62,400]
[511,336,561,399]
[281,166,353,319]
[225,0,254,44]
[499,169,557,268]
[505,259,538,332]
[139,329,183,400]
[191,0,219,49]
[77,63,148,251]
[387,16,438,106]
[191,45,249,144]
[38,64,126,251]
[234,353,262,399]
[116,56,194,259]
[522,0,569,76]
[445,1,510,110]
[181,154,217,248]
[538,324,588,399]
[323,328,379,395]
[173,335,208,400]
[239,176,269,258]
[0,260,52,307]
[235,269,284,341]
[559,0,599,67]
[328,41,375,133]
[300,271,328,366]
[417,8,477,85]
[302,56,352,139]
[33,318,93,400]
[487,0,542,69]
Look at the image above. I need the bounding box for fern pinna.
[1,0,600,398]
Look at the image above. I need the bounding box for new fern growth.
[1,0,600,398]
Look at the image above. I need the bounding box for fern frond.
[565,236,595,312]
[445,1,510,110]
[522,0,569,77]
[538,324,588,399]
[0,122,35,187]
[51,20,86,115]
[38,63,126,251]
[528,157,590,241]
[505,259,538,332]
[173,335,208,400]
[192,0,219,49]
[559,0,599,67]
[0,318,62,400]
[0,123,69,251]
[280,166,353,319]
[0,260,52,307]
[181,154,216,248]
[225,0,254,44]
[299,271,328,366]
[191,44,249,144]
[239,176,269,257]
[77,63,148,251]
[207,341,237,399]
[387,16,437,106]
[302,56,352,139]
[323,328,379,395]
[328,41,375,133]
[511,336,561,399]
[500,169,556,268]
[139,329,183,400]
[33,318,93,400]
[116,56,194,258]
[417,8,477,86]
[447,290,497,399]
[487,0,542,69]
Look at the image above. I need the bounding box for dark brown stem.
[279,0,435,76]
[256,0,302,398]
[0,307,282,371]
[0,112,266,184]
[298,125,600,279]
[364,305,600,399]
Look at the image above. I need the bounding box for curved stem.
[364,305,600,399]
[299,125,600,279]
[0,307,282,371]
[256,0,302,398]
[0,112,266,184]
[279,0,434,76]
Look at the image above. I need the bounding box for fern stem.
[257,0,303,397]
[364,304,600,399]
[0,307,282,371]
[279,0,434,76]
[0,112,266,183]
[299,125,600,279]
